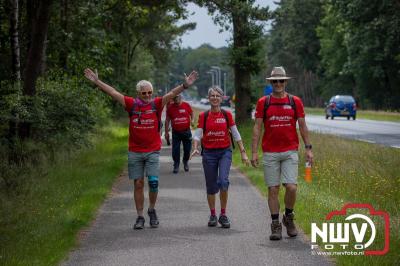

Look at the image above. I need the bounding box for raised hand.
[84,68,98,83]
[184,71,199,87]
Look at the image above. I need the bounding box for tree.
[194,0,269,123]
[267,0,323,106]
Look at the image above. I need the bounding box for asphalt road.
[194,103,400,149]
[305,115,400,148]
[62,144,331,266]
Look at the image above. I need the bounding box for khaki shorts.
[263,150,298,187]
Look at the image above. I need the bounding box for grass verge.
[305,107,400,122]
[232,122,400,266]
[0,120,128,266]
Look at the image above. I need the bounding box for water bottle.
[305,161,312,183]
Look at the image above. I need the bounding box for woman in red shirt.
[191,86,249,228]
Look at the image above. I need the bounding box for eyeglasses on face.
[271,80,285,84]
[141,91,153,96]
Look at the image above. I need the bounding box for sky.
[178,1,278,49]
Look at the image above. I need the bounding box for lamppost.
[206,71,215,86]
[211,66,221,88]
[223,72,227,95]
[210,69,218,86]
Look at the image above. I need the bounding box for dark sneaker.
[283,213,298,237]
[218,215,231,228]
[183,161,189,172]
[208,215,218,227]
[133,216,145,230]
[147,209,159,228]
[173,165,179,174]
[270,221,282,240]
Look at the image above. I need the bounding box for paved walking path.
[62,144,331,266]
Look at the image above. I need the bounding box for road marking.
[356,138,376,144]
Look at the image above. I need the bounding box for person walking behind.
[190,86,250,228]
[165,94,193,173]
[251,66,313,240]
[84,68,198,229]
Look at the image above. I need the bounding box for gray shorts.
[263,150,298,187]
[128,151,160,180]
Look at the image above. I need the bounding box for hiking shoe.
[147,209,159,228]
[283,213,298,237]
[270,221,282,240]
[133,216,145,230]
[208,215,218,227]
[218,215,231,228]
[183,161,189,172]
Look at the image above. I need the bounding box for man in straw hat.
[251,66,313,240]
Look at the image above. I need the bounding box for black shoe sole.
[220,224,230,228]
[133,225,144,230]
[269,236,282,241]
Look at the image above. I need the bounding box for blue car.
[325,95,357,120]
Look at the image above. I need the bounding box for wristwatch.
[305,144,312,150]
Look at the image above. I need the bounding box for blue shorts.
[128,151,160,180]
[202,148,232,194]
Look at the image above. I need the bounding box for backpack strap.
[221,109,235,149]
[151,100,162,132]
[263,94,271,122]
[203,110,209,133]
[287,94,297,119]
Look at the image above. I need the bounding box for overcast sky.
[179,1,278,49]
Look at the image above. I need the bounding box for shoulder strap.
[129,100,138,117]
[203,110,209,133]
[263,95,271,121]
[287,94,297,119]
[221,109,235,149]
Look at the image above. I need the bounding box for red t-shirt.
[197,110,235,149]
[124,96,163,152]
[166,101,193,132]
[254,94,305,152]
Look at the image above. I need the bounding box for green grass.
[0,120,128,266]
[232,122,400,266]
[305,107,400,122]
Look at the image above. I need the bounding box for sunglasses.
[271,80,285,84]
[141,91,153,96]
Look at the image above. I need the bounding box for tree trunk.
[59,0,68,69]
[232,11,252,124]
[9,0,21,81]
[23,0,52,96]
[20,0,52,139]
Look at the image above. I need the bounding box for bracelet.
[182,83,189,89]
[305,144,312,150]
[240,149,246,153]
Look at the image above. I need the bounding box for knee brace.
[148,175,159,192]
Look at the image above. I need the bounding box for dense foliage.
[266,0,400,109]
[0,0,193,189]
